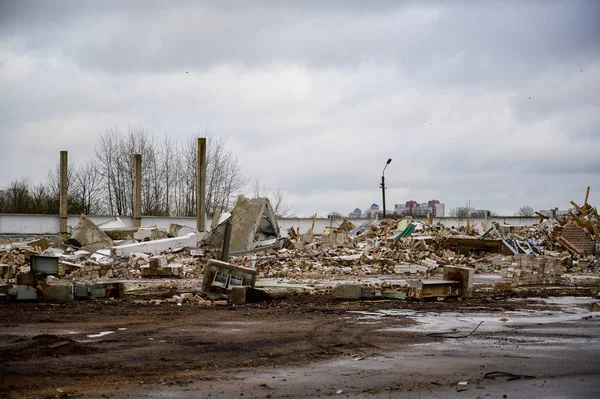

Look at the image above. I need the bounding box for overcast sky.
[1,0,599,217]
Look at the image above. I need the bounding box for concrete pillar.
[59,151,68,236]
[197,138,207,231]
[133,153,142,228]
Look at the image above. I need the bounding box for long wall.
[0,213,540,237]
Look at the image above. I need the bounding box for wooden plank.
[570,202,585,214]
[584,186,590,208]
[558,236,583,257]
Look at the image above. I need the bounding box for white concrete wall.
[0,214,540,236]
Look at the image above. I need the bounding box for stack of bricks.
[500,254,563,286]
[66,263,116,281]
[140,255,181,278]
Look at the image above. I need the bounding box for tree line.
[0,127,248,217]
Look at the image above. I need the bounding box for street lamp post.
[381,158,392,218]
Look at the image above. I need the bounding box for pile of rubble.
[1,190,599,303]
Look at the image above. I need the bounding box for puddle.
[347,297,600,335]
[87,331,115,338]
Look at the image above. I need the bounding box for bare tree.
[1,127,248,217]
[2,179,32,213]
[188,132,246,217]
[471,210,490,218]
[72,161,104,214]
[251,179,294,218]
[450,207,470,220]
[47,162,80,213]
[517,205,535,217]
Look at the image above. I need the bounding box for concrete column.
[59,151,68,236]
[133,153,142,228]
[197,138,207,231]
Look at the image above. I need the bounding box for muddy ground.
[1,286,599,399]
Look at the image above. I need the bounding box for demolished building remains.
[1,188,598,305]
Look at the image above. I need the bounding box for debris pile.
[1,189,599,303]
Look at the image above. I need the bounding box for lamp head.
[386,158,392,164]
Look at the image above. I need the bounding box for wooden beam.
[558,236,583,257]
[570,201,585,214]
[584,186,590,208]
[535,211,548,223]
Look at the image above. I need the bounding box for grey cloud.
[3,1,598,86]
[1,1,599,216]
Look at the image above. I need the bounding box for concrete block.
[443,265,474,298]
[113,233,197,257]
[229,286,247,305]
[8,285,39,300]
[45,284,74,302]
[71,214,114,252]
[201,259,257,298]
[332,284,363,300]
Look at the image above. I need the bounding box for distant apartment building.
[394,200,445,217]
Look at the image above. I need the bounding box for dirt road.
[1,290,599,398]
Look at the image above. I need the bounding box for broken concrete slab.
[169,224,206,244]
[134,227,162,241]
[71,214,114,252]
[169,223,198,237]
[227,195,280,252]
[211,211,231,230]
[102,228,138,241]
[112,233,197,257]
[97,216,137,239]
[443,266,474,298]
[23,238,50,251]
[331,284,378,300]
[201,259,257,299]
[97,217,127,229]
